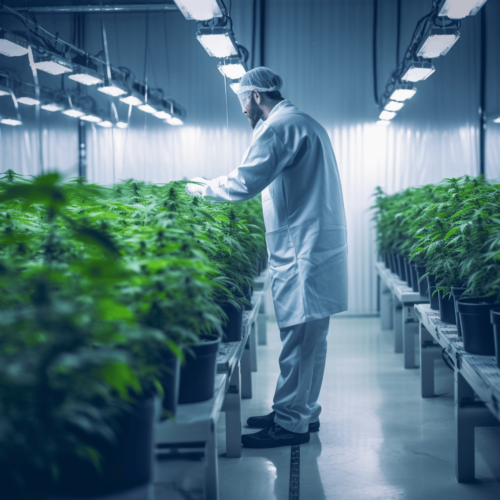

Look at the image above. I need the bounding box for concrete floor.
[217,316,500,500]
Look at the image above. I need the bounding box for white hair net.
[236,67,283,108]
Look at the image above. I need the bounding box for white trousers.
[272,316,330,433]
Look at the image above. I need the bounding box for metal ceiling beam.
[16,4,179,14]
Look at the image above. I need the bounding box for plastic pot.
[221,302,244,342]
[428,285,439,311]
[416,265,429,298]
[404,258,412,288]
[50,396,155,497]
[396,254,407,282]
[384,253,390,269]
[438,290,456,324]
[457,297,498,356]
[411,265,419,293]
[490,309,500,369]
[178,336,221,404]
[160,349,180,415]
[426,271,437,286]
[451,286,467,338]
[243,284,253,311]
[390,252,398,274]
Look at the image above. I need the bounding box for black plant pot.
[411,265,419,293]
[457,298,498,356]
[416,265,429,298]
[426,271,437,287]
[178,336,221,404]
[50,397,155,497]
[404,258,413,288]
[390,252,398,274]
[384,253,390,269]
[428,285,439,311]
[160,349,180,416]
[396,254,407,282]
[438,290,456,324]
[243,284,253,311]
[221,302,244,342]
[490,309,500,368]
[451,286,467,338]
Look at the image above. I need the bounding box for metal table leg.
[393,296,403,354]
[205,424,219,500]
[250,321,258,373]
[223,361,242,458]
[258,300,267,345]
[403,305,419,369]
[420,322,441,397]
[241,337,252,399]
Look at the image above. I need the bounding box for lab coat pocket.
[265,227,296,268]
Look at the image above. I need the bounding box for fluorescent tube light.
[379,110,396,121]
[62,108,85,118]
[17,96,40,106]
[81,114,102,123]
[33,52,73,75]
[417,28,460,58]
[438,0,488,19]
[390,84,417,102]
[41,102,64,112]
[174,0,224,20]
[218,63,246,80]
[401,61,435,82]
[197,28,238,58]
[1,118,22,126]
[119,92,143,106]
[69,65,102,86]
[97,120,113,128]
[154,110,172,120]
[166,117,184,126]
[116,121,128,129]
[384,100,404,112]
[138,103,157,114]
[0,29,29,57]
[98,78,127,97]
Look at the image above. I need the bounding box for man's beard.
[248,95,264,129]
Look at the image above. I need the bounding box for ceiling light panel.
[33,53,73,75]
[197,32,238,58]
[379,110,396,121]
[0,29,29,57]
[218,63,246,80]
[69,66,102,86]
[417,28,460,58]
[401,61,436,82]
[390,84,417,102]
[384,100,404,112]
[174,0,224,20]
[438,0,488,19]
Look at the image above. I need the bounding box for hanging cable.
[260,0,265,66]
[479,5,486,176]
[396,0,401,66]
[251,0,257,69]
[372,0,379,106]
[142,6,150,181]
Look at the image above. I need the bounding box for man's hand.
[185,177,208,197]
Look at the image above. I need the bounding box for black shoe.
[247,411,320,433]
[242,423,310,449]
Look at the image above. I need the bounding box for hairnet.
[236,67,283,108]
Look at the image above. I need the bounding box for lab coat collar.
[268,99,292,120]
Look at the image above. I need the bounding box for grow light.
[218,63,246,80]
[0,29,29,57]
[116,121,128,129]
[69,65,102,86]
[390,83,417,102]
[138,103,157,114]
[17,96,40,106]
[97,120,113,128]
[416,27,460,58]
[438,0,488,19]
[154,110,172,120]
[166,117,184,126]
[33,52,73,75]
[376,120,391,127]
[119,92,143,106]
[0,88,9,97]
[401,61,435,82]
[62,108,85,118]
[41,102,64,112]
[379,110,396,121]
[494,117,500,124]
[174,0,224,20]
[1,118,22,126]
[197,28,238,58]
[384,100,404,112]
[98,79,127,97]
[80,114,102,123]
[230,81,241,93]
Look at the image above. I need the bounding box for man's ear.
[254,90,261,105]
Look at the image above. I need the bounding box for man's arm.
[193,124,292,202]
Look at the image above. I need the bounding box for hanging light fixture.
[493,116,500,124]
[97,120,113,128]
[384,100,405,112]
[229,81,241,93]
[166,116,184,126]
[119,90,144,106]
[0,28,29,57]
[376,120,391,127]
[80,114,102,123]
[218,57,246,80]
[69,64,102,86]
[196,26,239,58]
[98,75,127,97]
[174,0,224,21]
[154,100,172,120]
[379,110,396,121]
[0,117,22,126]
[437,0,488,19]
[32,50,73,75]
[389,83,417,102]
[0,85,11,97]
[401,59,435,82]
[61,96,85,118]
[116,121,128,129]
[416,25,460,58]
[17,87,41,106]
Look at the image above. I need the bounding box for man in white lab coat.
[186,67,348,448]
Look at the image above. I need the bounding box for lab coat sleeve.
[202,124,293,201]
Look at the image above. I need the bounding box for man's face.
[243,91,264,129]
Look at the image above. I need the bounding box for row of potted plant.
[372,176,500,368]
[0,170,266,499]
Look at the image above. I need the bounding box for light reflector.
[62,108,85,118]
[218,63,246,80]
[41,103,64,112]
[119,93,143,106]
[81,114,102,123]
[229,81,241,93]
[116,122,128,129]
[98,79,127,97]
[0,29,29,57]
[33,53,73,75]
[174,0,224,20]
[17,96,41,106]
[166,117,184,126]
[384,100,404,112]
[197,32,238,58]
[68,66,102,86]
[438,0,488,19]
[154,110,172,120]
[417,28,460,58]
[390,84,417,102]
[401,61,436,82]
[1,118,22,126]
[379,110,396,121]
[138,103,157,114]
[97,120,113,128]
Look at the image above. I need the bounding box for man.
[186,67,347,448]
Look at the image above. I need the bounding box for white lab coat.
[202,100,348,328]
